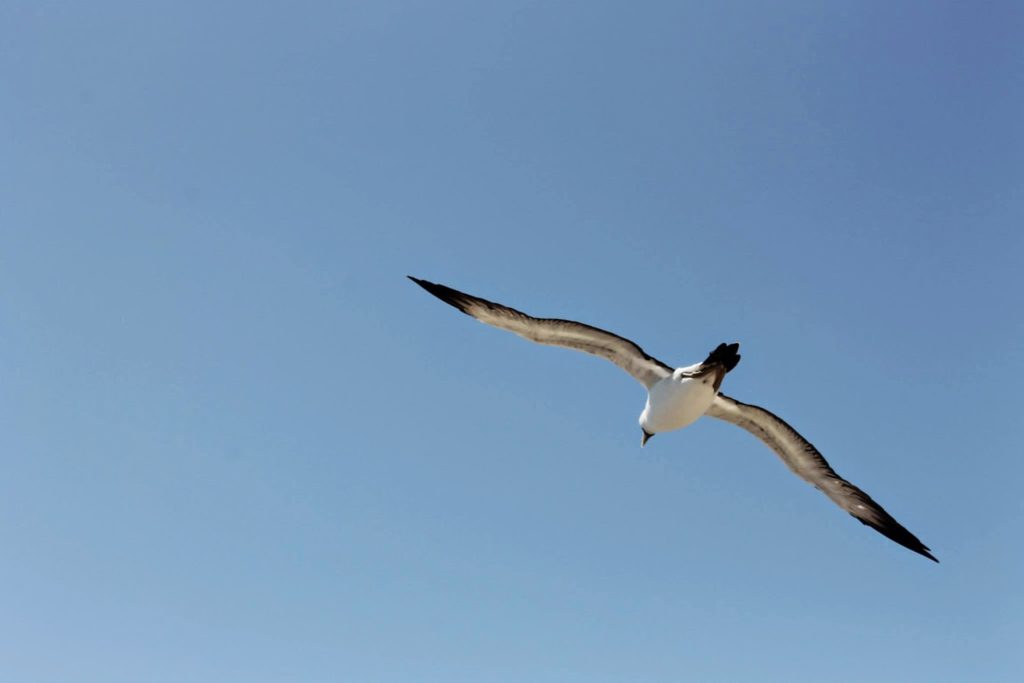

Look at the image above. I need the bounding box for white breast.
[640,375,717,434]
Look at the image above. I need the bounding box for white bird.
[409,277,937,562]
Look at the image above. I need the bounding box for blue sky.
[2,1,1022,681]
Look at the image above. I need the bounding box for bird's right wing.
[706,393,937,561]
[409,277,673,388]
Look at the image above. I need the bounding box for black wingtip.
[855,516,939,563]
[407,275,444,296]
[911,546,939,563]
[407,276,473,315]
[407,275,430,289]
[907,541,939,563]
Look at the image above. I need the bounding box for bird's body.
[641,371,719,435]
[409,276,937,562]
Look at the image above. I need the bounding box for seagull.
[409,276,937,562]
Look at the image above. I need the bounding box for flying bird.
[409,276,937,562]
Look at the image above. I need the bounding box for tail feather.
[702,342,741,373]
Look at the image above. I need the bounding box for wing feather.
[409,277,672,388]
[706,393,937,562]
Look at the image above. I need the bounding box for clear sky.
[2,2,1022,681]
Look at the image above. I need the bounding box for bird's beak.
[641,429,653,447]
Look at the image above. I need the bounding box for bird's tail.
[701,342,741,373]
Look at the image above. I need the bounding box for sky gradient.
[2,2,1023,681]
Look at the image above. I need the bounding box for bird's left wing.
[706,393,937,562]
[409,277,673,389]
